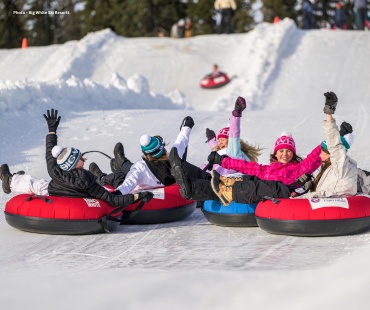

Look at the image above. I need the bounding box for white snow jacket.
[115,127,191,195]
[300,119,358,198]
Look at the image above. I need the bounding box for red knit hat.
[217,126,229,140]
[273,131,296,154]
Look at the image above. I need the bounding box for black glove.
[323,91,338,115]
[43,109,61,133]
[207,151,227,166]
[112,190,122,195]
[138,191,154,203]
[339,121,353,136]
[180,116,194,130]
[232,96,247,117]
[205,128,216,143]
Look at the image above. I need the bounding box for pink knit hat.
[273,131,296,154]
[217,126,230,140]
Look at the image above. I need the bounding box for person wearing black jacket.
[0,109,153,207]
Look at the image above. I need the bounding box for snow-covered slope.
[0,18,370,310]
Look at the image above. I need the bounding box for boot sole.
[169,148,191,200]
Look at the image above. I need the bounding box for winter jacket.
[46,134,134,207]
[300,119,358,198]
[220,143,322,185]
[214,0,236,10]
[204,114,250,175]
[115,126,191,195]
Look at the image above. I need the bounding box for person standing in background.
[303,0,316,29]
[353,0,367,30]
[334,2,346,29]
[214,0,237,34]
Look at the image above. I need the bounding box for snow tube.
[255,195,370,237]
[202,200,258,227]
[4,185,196,234]
[4,194,122,235]
[120,185,196,225]
[199,73,231,89]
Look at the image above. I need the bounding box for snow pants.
[99,160,133,188]
[182,161,291,204]
[11,174,49,196]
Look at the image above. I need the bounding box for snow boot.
[110,142,127,172]
[169,147,192,200]
[211,170,233,206]
[89,162,106,181]
[0,164,12,194]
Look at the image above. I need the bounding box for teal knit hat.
[140,134,165,158]
[321,133,354,153]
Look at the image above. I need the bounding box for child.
[202,96,262,175]
[89,116,195,195]
[0,109,153,207]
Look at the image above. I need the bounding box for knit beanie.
[140,135,165,158]
[217,126,230,140]
[52,145,82,171]
[273,131,296,154]
[321,133,354,153]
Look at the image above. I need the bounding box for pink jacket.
[221,144,322,185]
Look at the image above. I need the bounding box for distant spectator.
[334,3,346,29]
[157,27,166,37]
[353,0,367,30]
[214,0,237,34]
[320,20,331,29]
[185,18,192,38]
[303,0,315,30]
[170,19,185,38]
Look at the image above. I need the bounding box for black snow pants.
[182,161,291,204]
[99,160,134,188]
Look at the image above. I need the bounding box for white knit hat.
[52,145,82,171]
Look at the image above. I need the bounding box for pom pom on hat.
[52,145,82,171]
[217,126,230,140]
[52,145,64,158]
[273,131,296,154]
[321,133,354,153]
[140,134,165,158]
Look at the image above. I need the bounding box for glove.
[323,91,338,115]
[207,151,227,166]
[138,191,154,203]
[339,121,353,136]
[180,116,194,130]
[205,128,216,143]
[112,190,122,195]
[43,109,61,133]
[232,96,247,117]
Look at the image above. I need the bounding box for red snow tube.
[4,185,196,235]
[255,195,370,236]
[120,185,196,225]
[200,72,231,89]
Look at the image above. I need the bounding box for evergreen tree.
[186,0,215,35]
[263,0,298,24]
[0,0,26,48]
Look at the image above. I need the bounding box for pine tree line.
[0,0,369,48]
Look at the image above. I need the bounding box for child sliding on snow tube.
[203,96,262,175]
[0,109,153,207]
[89,116,202,195]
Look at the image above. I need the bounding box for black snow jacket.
[46,134,134,208]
